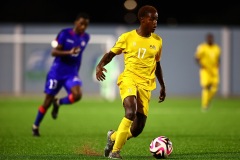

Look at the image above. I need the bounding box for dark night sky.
[1,0,240,26]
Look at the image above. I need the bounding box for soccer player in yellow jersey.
[195,33,221,111]
[95,5,166,159]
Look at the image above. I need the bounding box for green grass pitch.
[0,96,240,159]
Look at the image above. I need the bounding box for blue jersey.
[48,28,90,78]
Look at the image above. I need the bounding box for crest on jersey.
[150,45,156,50]
[81,41,86,46]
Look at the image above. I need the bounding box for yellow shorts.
[117,73,151,116]
[200,68,219,87]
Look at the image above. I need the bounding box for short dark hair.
[138,5,157,20]
[75,12,90,21]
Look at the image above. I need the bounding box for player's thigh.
[211,75,219,88]
[118,78,137,103]
[200,69,210,87]
[64,76,82,94]
[44,74,62,95]
[136,87,151,116]
[212,69,219,85]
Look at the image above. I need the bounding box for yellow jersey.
[195,42,221,70]
[111,29,162,78]
[110,30,162,90]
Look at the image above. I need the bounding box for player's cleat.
[201,105,210,112]
[32,126,40,137]
[104,130,115,157]
[51,99,59,119]
[109,151,122,159]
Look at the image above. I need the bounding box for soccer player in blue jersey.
[32,13,90,136]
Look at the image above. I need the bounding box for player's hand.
[158,87,166,103]
[96,65,107,81]
[200,65,206,69]
[70,47,80,54]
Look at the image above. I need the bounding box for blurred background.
[1,0,240,25]
[0,0,240,98]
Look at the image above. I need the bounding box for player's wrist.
[161,84,165,90]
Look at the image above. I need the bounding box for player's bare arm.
[51,45,80,56]
[155,61,166,102]
[195,57,207,69]
[96,51,116,81]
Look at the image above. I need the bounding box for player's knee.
[123,97,137,120]
[72,93,82,102]
[125,110,136,120]
[125,105,136,120]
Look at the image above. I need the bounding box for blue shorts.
[44,73,82,96]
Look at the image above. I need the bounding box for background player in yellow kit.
[195,33,221,111]
[95,5,166,159]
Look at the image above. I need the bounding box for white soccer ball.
[149,136,173,159]
[51,40,58,48]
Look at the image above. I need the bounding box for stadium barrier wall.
[0,24,239,97]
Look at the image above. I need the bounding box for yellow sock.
[112,117,133,152]
[111,128,132,141]
[202,88,209,109]
[127,128,133,139]
[111,131,117,141]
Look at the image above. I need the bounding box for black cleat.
[104,130,115,157]
[51,99,59,119]
[32,126,40,137]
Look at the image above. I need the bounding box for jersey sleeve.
[155,48,161,62]
[150,34,162,62]
[56,30,66,46]
[84,33,91,44]
[195,44,203,58]
[110,33,127,55]
[155,37,162,62]
[195,44,211,69]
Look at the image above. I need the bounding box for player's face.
[74,18,89,34]
[206,34,214,44]
[145,12,158,33]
